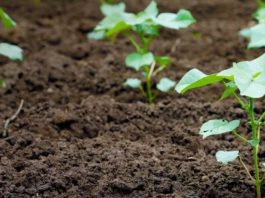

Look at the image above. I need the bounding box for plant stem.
[233,93,248,111]
[238,156,255,183]
[145,62,155,104]
[125,33,142,53]
[232,130,249,144]
[249,98,261,198]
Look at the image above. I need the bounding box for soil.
[0,0,265,197]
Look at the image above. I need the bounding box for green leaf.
[248,139,259,147]
[155,56,171,67]
[0,8,16,29]
[124,78,142,89]
[240,24,265,49]
[87,30,105,40]
[156,78,176,93]
[175,69,224,94]
[0,43,23,61]
[97,12,125,29]
[144,1,158,18]
[253,7,265,23]
[125,52,154,71]
[106,21,130,38]
[100,2,126,16]
[216,150,239,165]
[234,65,265,98]
[199,119,240,139]
[156,9,196,30]
[217,68,234,79]
[134,23,159,36]
[220,81,237,101]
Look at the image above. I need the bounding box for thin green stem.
[125,33,142,53]
[139,86,147,98]
[238,156,255,183]
[232,130,249,144]
[233,93,248,111]
[258,111,265,123]
[249,98,261,198]
[145,62,156,104]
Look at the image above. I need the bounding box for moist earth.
[0,0,264,197]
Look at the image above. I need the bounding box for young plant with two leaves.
[176,53,265,198]
[89,1,195,103]
[0,8,23,87]
[240,0,265,48]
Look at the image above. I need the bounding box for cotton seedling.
[176,53,265,198]
[89,1,195,103]
[0,8,23,87]
[240,0,265,48]
[0,8,23,61]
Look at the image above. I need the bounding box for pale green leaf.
[253,7,265,23]
[234,66,265,98]
[175,68,224,94]
[156,9,196,30]
[100,2,126,16]
[106,21,130,38]
[156,78,176,92]
[124,78,142,89]
[97,13,125,29]
[220,81,237,101]
[216,150,239,165]
[0,8,16,29]
[144,1,158,18]
[199,119,240,139]
[87,30,105,40]
[125,52,154,71]
[0,43,23,61]
[240,24,265,49]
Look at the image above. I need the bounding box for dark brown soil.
[0,0,265,197]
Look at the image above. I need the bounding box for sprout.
[176,53,265,198]
[89,1,195,103]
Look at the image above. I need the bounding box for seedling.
[89,1,195,103]
[0,8,23,87]
[176,53,265,198]
[0,8,23,61]
[240,0,265,48]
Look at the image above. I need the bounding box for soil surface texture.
[0,0,265,197]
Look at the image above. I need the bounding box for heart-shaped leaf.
[216,150,239,165]
[157,78,176,92]
[200,119,240,139]
[234,65,265,98]
[124,78,142,89]
[144,1,158,18]
[125,52,154,71]
[0,43,23,61]
[240,24,265,49]
[156,9,196,30]
[253,7,265,23]
[0,8,16,29]
[176,69,224,94]
[100,2,126,16]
